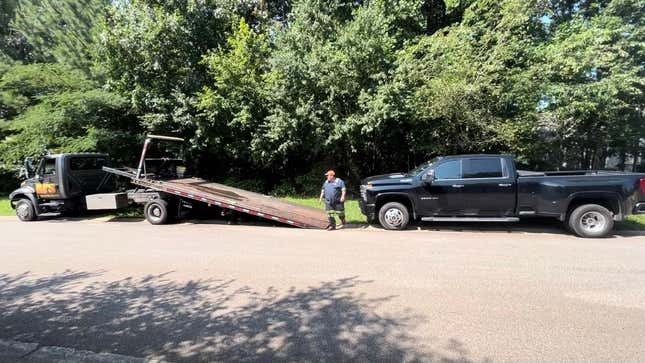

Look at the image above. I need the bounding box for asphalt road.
[1,217,644,363]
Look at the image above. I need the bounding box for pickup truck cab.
[359,154,645,237]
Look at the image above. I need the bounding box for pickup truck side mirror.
[421,170,434,183]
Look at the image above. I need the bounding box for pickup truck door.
[417,159,465,216]
[459,157,516,216]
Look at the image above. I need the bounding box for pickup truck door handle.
[451,184,464,188]
[498,183,512,187]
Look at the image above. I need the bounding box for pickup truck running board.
[421,217,520,222]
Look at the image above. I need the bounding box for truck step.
[38,202,64,208]
[421,217,520,222]
[38,212,62,217]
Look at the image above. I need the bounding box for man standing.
[319,170,346,230]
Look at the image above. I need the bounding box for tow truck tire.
[144,199,169,225]
[378,202,409,230]
[15,198,36,222]
[568,204,613,238]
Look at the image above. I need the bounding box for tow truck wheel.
[568,204,613,238]
[378,202,409,230]
[15,199,36,222]
[144,199,169,225]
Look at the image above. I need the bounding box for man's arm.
[319,188,325,203]
[340,180,346,202]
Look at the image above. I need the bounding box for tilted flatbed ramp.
[103,167,329,229]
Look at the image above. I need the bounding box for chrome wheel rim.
[16,203,30,219]
[384,208,404,227]
[580,211,606,232]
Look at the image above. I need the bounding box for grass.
[281,197,367,224]
[616,214,645,231]
[0,196,12,216]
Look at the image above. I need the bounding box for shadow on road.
[0,271,485,362]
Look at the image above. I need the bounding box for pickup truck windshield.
[407,160,435,176]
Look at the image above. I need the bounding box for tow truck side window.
[42,158,56,175]
[70,157,106,171]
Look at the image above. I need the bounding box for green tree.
[354,0,547,172]
[535,0,644,169]
[256,0,417,180]
[97,0,260,137]
[196,18,271,174]
[0,0,30,62]
[0,63,139,166]
[10,0,109,73]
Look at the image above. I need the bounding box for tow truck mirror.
[422,170,434,183]
[21,157,34,179]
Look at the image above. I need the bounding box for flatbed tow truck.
[9,135,329,228]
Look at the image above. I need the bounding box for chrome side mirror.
[421,170,434,183]
[22,157,34,179]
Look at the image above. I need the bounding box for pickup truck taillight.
[640,178,645,195]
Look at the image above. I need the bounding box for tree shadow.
[0,271,485,362]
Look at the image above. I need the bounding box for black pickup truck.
[359,154,645,237]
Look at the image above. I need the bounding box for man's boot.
[326,213,336,230]
[337,214,346,229]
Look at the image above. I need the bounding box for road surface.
[1,218,644,362]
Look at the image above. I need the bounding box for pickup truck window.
[435,160,461,179]
[463,158,503,178]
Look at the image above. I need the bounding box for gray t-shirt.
[322,178,346,203]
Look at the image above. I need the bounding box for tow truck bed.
[103,166,329,229]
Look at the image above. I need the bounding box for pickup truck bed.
[517,171,645,220]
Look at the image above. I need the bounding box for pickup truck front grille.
[360,185,367,201]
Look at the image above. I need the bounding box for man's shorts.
[325,200,345,212]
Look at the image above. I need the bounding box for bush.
[271,166,328,197]
[219,177,266,193]
[0,167,20,194]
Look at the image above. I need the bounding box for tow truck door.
[34,157,61,199]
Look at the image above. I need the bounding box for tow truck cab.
[9,153,112,220]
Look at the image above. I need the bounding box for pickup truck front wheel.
[568,204,614,238]
[378,202,409,230]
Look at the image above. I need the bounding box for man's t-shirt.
[322,178,346,203]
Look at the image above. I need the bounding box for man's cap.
[325,170,335,176]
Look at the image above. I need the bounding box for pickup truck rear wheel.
[15,199,36,222]
[378,202,409,230]
[144,199,169,225]
[568,204,613,238]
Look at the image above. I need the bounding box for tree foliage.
[11,0,109,73]
[0,63,139,166]
[0,0,643,191]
